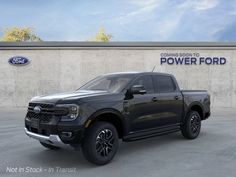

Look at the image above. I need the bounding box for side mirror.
[130,85,146,95]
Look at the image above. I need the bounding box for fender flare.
[184,102,205,120]
[86,108,128,136]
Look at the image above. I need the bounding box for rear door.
[153,75,183,125]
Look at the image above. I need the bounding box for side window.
[133,75,154,93]
[155,75,176,93]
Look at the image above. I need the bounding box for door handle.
[152,97,158,102]
[175,96,179,100]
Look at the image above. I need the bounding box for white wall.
[0,46,235,107]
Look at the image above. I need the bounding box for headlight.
[56,104,79,121]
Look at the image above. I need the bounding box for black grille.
[27,102,55,123]
[27,102,68,123]
[29,102,54,109]
[26,111,52,123]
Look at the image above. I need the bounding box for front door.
[124,75,160,132]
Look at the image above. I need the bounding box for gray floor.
[0,108,236,177]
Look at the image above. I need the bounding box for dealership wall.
[0,42,235,108]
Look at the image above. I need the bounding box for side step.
[123,126,180,142]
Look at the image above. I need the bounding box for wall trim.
[1,42,236,49]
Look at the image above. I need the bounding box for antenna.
[152,66,156,72]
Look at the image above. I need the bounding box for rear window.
[154,75,176,93]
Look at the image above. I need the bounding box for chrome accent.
[33,106,41,114]
[24,128,72,149]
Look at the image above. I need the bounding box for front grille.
[27,102,68,123]
[27,102,55,123]
[28,102,54,109]
[26,111,52,123]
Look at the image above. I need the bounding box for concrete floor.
[0,107,236,177]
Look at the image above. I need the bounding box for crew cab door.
[124,75,160,132]
[152,75,183,126]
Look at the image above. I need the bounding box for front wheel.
[82,121,119,165]
[181,111,201,139]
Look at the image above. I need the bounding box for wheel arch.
[85,108,127,138]
[186,102,204,120]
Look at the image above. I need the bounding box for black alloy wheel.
[82,121,119,165]
[95,129,115,157]
[190,114,201,134]
[181,111,201,139]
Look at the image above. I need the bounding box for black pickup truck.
[25,72,210,165]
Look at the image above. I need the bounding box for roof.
[103,71,172,76]
[104,71,141,75]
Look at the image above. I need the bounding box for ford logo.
[34,106,41,114]
[8,56,30,66]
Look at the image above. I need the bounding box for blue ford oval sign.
[8,56,30,66]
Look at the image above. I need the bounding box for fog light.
[61,132,72,138]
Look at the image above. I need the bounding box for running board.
[123,126,180,142]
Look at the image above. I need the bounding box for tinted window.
[133,75,154,93]
[79,74,134,93]
[155,75,175,93]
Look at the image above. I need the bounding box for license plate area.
[30,118,39,129]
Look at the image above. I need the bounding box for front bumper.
[25,116,85,146]
[25,102,86,148]
[24,128,72,148]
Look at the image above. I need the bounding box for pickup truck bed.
[181,90,211,120]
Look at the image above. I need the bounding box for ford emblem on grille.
[8,56,30,66]
[34,106,41,114]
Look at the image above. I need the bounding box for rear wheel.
[82,121,119,165]
[40,142,60,150]
[181,111,201,139]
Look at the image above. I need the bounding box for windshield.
[78,74,135,93]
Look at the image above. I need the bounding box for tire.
[181,111,201,139]
[82,121,119,165]
[40,142,61,150]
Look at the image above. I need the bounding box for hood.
[30,90,110,103]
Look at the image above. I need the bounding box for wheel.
[181,111,201,139]
[40,142,61,150]
[82,121,119,165]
